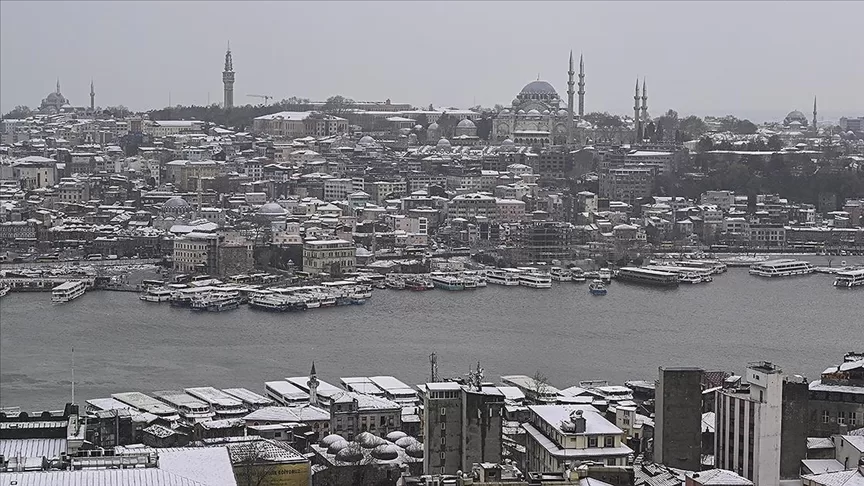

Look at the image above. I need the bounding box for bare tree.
[232,440,281,486]
[531,370,551,403]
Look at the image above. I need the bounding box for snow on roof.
[530,404,623,436]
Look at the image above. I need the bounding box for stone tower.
[222,43,235,109]
[90,80,95,112]
[566,50,575,145]
[641,78,648,122]
[307,362,319,406]
[578,54,585,117]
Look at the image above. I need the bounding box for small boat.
[550,267,572,282]
[140,288,173,302]
[598,268,612,283]
[570,268,587,283]
[589,280,607,296]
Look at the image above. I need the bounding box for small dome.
[527,109,541,115]
[319,434,345,448]
[517,109,525,115]
[456,119,476,129]
[335,445,364,463]
[436,138,452,149]
[399,127,411,136]
[394,436,419,449]
[427,122,440,130]
[162,196,190,209]
[542,109,550,115]
[371,444,400,461]
[501,108,511,114]
[558,109,569,116]
[258,202,287,216]
[356,432,386,449]
[327,439,351,455]
[405,443,424,459]
[386,431,407,442]
[358,135,376,146]
[501,138,515,146]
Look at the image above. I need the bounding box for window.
[839,411,846,425]
[822,410,829,424]
[441,437,446,445]
[588,436,598,447]
[441,423,446,431]
[851,412,859,427]
[440,407,446,416]
[440,452,446,460]
[604,436,614,447]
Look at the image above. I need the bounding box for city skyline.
[2,1,863,121]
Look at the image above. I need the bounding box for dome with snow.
[436,137,452,150]
[319,434,345,448]
[162,196,190,213]
[327,439,351,455]
[527,109,541,115]
[356,432,386,449]
[784,110,809,127]
[335,446,364,463]
[371,444,400,461]
[405,443,424,459]
[358,135,376,146]
[386,431,407,442]
[501,138,515,147]
[394,436,419,449]
[258,202,287,217]
[456,119,476,129]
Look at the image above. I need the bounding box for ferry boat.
[598,268,612,283]
[140,288,173,302]
[191,291,242,312]
[430,272,465,291]
[486,268,521,286]
[550,267,572,282]
[518,270,552,289]
[462,277,478,289]
[834,269,864,288]
[588,280,607,295]
[462,271,487,287]
[151,390,216,424]
[748,259,814,277]
[405,278,433,291]
[249,293,297,312]
[570,268,587,283]
[644,265,712,284]
[616,267,679,287]
[51,280,87,303]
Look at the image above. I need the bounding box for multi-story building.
[422,379,505,475]
[57,177,91,204]
[524,404,633,472]
[172,231,218,274]
[701,191,736,213]
[302,239,356,275]
[715,362,783,486]
[323,178,354,202]
[599,167,654,205]
[496,198,526,223]
[809,352,864,437]
[449,193,498,220]
[252,111,348,139]
[4,156,57,189]
[655,367,704,470]
[164,160,225,192]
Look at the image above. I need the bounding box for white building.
[173,232,218,273]
[449,193,497,220]
[524,404,633,471]
[496,198,526,222]
[323,178,354,201]
[302,239,356,275]
[715,362,784,486]
[252,112,348,139]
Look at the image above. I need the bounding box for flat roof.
[530,404,623,436]
[222,388,274,407]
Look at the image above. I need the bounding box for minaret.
[307,362,319,406]
[578,53,585,117]
[56,78,61,94]
[634,78,642,140]
[812,95,817,131]
[566,50,575,145]
[641,78,648,122]
[90,80,95,112]
[222,42,235,109]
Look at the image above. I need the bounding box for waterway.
[1,255,862,410]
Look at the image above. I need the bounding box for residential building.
[524,404,634,472]
[809,352,864,437]
[450,193,498,220]
[252,111,348,138]
[599,167,654,205]
[302,239,356,275]
[715,362,783,486]
[655,367,704,470]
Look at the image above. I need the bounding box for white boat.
[430,272,465,291]
[616,267,679,287]
[598,268,612,283]
[191,291,241,312]
[550,267,572,282]
[519,271,552,289]
[52,280,86,303]
[486,268,521,286]
[748,259,814,277]
[570,268,587,283]
[589,279,607,295]
[140,288,173,302]
[834,269,864,288]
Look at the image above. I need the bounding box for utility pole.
[429,352,439,382]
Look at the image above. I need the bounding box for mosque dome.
[542,109,550,115]
[258,202,287,216]
[44,92,66,104]
[784,110,809,126]
[456,119,476,129]
[405,443,424,459]
[327,439,351,455]
[356,432,386,449]
[394,436,419,449]
[501,138,515,146]
[335,445,364,463]
[527,109,541,115]
[358,135,376,146]
[436,137,452,150]
[517,109,525,115]
[500,108,511,114]
[427,122,440,130]
[319,434,345,448]
[162,196,190,210]
[371,444,400,461]
[558,109,569,116]
[386,431,407,442]
[519,80,558,97]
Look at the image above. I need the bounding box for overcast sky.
[2,1,862,122]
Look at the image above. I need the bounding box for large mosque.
[492,52,586,146]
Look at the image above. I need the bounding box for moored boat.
[51,280,87,304]
[834,269,864,288]
[550,267,572,282]
[616,267,679,287]
[518,270,552,289]
[140,288,173,302]
[748,259,814,277]
[430,272,465,291]
[588,279,607,295]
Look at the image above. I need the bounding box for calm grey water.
[2,256,862,410]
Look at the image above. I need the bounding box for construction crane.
[247,94,273,105]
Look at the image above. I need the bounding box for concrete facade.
[655,367,704,471]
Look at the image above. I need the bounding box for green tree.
[733,119,758,135]
[679,115,708,140]
[583,112,623,128]
[767,134,784,151]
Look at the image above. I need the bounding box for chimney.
[573,409,586,433]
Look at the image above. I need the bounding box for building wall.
[423,389,462,475]
[461,390,504,471]
[781,380,809,479]
[656,367,703,470]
